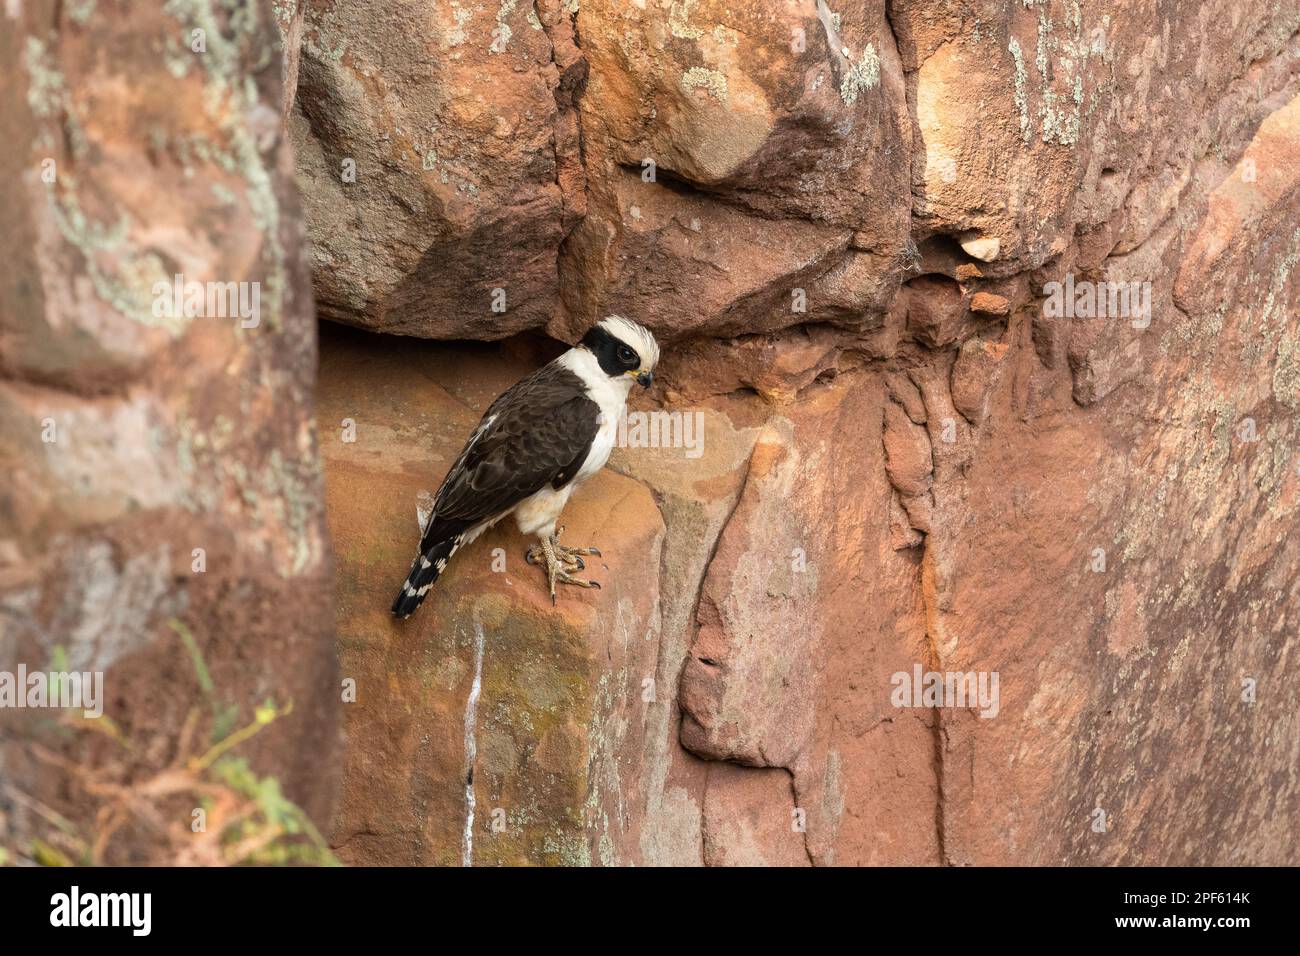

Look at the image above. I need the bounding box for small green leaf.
[32,839,73,867]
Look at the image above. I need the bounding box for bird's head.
[580,315,660,389]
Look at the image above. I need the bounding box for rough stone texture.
[0,1,339,860]
[304,0,1300,866]
[5,0,1294,868]
[288,0,585,337]
[950,338,1009,425]
[289,0,914,342]
[552,0,913,341]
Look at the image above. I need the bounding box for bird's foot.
[525,527,602,604]
[525,526,601,570]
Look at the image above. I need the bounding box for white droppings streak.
[461,619,487,866]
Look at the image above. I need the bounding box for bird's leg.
[525,526,601,570]
[525,527,601,604]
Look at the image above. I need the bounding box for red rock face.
[305,0,1300,866]
[288,0,585,337]
[0,3,339,862]
[2,0,1298,867]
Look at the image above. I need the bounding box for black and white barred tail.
[391,535,463,619]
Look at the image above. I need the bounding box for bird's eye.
[617,345,636,364]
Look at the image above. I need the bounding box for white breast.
[511,347,632,540]
[556,346,633,484]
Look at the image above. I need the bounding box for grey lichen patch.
[302,6,348,62]
[1034,6,1051,81]
[1009,0,1097,148]
[163,38,194,79]
[47,185,181,333]
[1040,85,1081,145]
[539,831,590,867]
[447,4,472,48]
[1036,6,1082,146]
[161,0,287,330]
[175,409,324,576]
[210,181,238,207]
[22,36,91,157]
[23,38,66,120]
[271,0,297,31]
[1115,460,1180,563]
[669,0,704,41]
[681,66,727,101]
[166,0,273,77]
[490,0,518,54]
[1008,38,1031,143]
[67,0,97,25]
[839,44,880,106]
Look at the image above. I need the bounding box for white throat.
[556,347,634,418]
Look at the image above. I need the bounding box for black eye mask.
[580,325,641,376]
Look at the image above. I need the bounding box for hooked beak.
[636,370,654,389]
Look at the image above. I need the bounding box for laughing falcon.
[391,316,661,618]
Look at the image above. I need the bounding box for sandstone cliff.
[3,0,1299,866]
[299,0,1300,865]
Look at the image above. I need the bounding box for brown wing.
[418,362,601,547]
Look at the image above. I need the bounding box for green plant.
[0,620,338,866]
